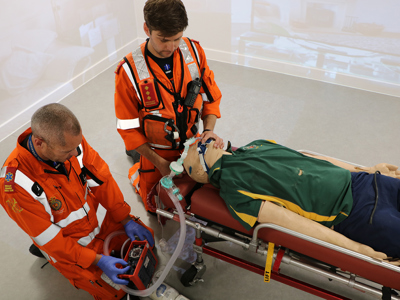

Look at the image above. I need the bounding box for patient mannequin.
[183,139,400,262]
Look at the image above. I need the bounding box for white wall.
[1,0,399,141]
[136,0,400,98]
[0,0,139,142]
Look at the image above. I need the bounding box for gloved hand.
[124,219,155,247]
[96,255,130,285]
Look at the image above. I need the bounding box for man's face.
[144,23,183,58]
[41,131,82,162]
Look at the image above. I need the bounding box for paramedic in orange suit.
[0,103,154,300]
[114,0,223,213]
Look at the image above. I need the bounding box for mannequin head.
[183,140,230,183]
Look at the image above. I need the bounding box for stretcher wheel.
[180,265,198,287]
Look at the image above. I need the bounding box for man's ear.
[194,168,209,184]
[143,22,150,37]
[32,136,44,148]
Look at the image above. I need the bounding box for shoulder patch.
[115,59,125,74]
[191,39,200,45]
[4,167,17,193]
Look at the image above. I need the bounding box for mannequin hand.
[124,219,155,246]
[368,163,400,179]
[97,255,130,285]
[357,244,387,260]
[200,130,224,149]
[383,257,400,266]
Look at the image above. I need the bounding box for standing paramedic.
[0,103,154,300]
[114,0,223,213]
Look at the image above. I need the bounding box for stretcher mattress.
[158,175,400,291]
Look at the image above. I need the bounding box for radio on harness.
[184,68,205,107]
[118,240,158,290]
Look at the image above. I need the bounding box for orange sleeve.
[192,41,222,119]
[0,183,97,268]
[114,63,149,151]
[81,136,131,223]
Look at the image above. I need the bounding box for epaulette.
[191,39,200,45]
[114,59,125,74]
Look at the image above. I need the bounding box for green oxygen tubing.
[103,137,199,297]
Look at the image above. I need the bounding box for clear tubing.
[103,136,198,296]
[103,185,187,297]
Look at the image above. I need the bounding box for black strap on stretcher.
[184,182,203,209]
[382,286,398,300]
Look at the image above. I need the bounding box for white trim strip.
[122,63,135,87]
[56,202,90,228]
[148,143,178,149]
[201,93,209,103]
[117,118,140,130]
[0,167,6,177]
[96,203,106,229]
[123,62,140,99]
[76,144,84,168]
[32,224,61,246]
[77,204,106,247]
[87,179,99,187]
[78,226,100,247]
[14,170,53,223]
[190,40,201,65]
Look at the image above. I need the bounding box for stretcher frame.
[154,150,400,300]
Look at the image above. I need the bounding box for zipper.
[54,185,69,211]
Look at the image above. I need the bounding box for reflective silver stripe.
[179,39,194,64]
[87,179,99,187]
[117,118,140,130]
[132,47,150,81]
[32,224,61,246]
[14,170,53,223]
[187,62,199,81]
[77,204,106,246]
[56,202,90,228]
[180,39,199,81]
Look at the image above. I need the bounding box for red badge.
[4,167,16,193]
[140,80,159,108]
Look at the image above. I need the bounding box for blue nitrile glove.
[97,255,130,285]
[124,219,155,247]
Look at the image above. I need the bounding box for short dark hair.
[144,0,188,36]
[31,103,81,147]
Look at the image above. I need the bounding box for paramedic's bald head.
[183,140,230,183]
[31,103,81,147]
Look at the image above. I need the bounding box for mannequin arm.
[301,152,400,179]
[257,201,387,260]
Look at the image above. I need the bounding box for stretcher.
[153,151,400,300]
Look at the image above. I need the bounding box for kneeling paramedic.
[0,103,154,300]
[114,0,224,213]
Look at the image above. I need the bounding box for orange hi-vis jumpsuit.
[0,128,131,300]
[115,37,222,212]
